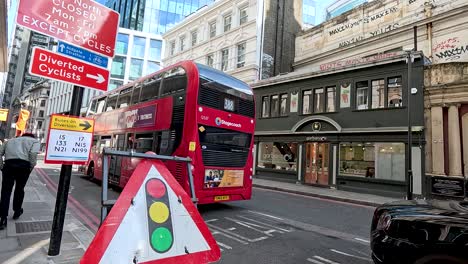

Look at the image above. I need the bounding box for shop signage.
[306,136,327,142]
[431,176,465,198]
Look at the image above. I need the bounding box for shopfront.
[253,57,426,197]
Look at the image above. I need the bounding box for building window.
[388,76,402,107]
[258,142,298,171]
[149,39,162,61]
[271,95,279,117]
[145,61,161,75]
[239,6,248,25]
[129,58,143,80]
[209,21,217,38]
[221,48,229,71]
[191,30,198,46]
[326,86,336,112]
[39,110,44,117]
[356,81,368,110]
[262,96,270,118]
[280,93,288,116]
[339,142,405,181]
[110,56,126,79]
[40,100,46,107]
[115,33,129,55]
[314,88,324,113]
[237,42,246,68]
[206,54,214,67]
[180,35,186,51]
[132,36,146,58]
[170,41,175,56]
[223,14,232,32]
[109,79,124,91]
[37,121,43,129]
[302,90,312,114]
[372,79,385,109]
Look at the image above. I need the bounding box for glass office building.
[326,0,370,20]
[105,0,214,34]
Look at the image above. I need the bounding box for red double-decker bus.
[84,61,255,204]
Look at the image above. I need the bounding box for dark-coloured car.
[371,200,468,264]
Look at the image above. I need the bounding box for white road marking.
[247,210,284,220]
[314,255,340,264]
[330,249,372,261]
[354,237,370,243]
[227,227,236,231]
[307,258,325,264]
[238,215,293,233]
[216,241,232,250]
[225,217,277,237]
[205,219,218,223]
[207,225,249,245]
[4,238,50,264]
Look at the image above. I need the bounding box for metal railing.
[100,149,196,224]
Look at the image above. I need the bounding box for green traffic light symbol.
[151,227,173,252]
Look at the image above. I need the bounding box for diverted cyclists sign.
[16,0,119,58]
[45,114,95,164]
[29,47,110,91]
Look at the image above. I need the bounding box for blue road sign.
[57,42,109,68]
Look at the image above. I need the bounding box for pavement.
[0,160,395,263]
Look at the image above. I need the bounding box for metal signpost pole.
[48,86,84,256]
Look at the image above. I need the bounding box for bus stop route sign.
[16,0,119,58]
[45,114,95,165]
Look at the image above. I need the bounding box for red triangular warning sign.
[80,160,221,264]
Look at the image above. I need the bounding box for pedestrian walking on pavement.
[0,133,40,229]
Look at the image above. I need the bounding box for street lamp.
[405,50,416,200]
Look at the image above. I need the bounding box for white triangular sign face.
[81,160,221,264]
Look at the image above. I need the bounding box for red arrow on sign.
[29,47,110,92]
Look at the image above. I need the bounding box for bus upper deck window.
[88,100,97,115]
[161,67,187,96]
[140,76,161,102]
[96,99,106,114]
[106,94,118,111]
[118,89,132,108]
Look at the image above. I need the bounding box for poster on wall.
[340,82,351,108]
[432,35,468,64]
[290,92,298,112]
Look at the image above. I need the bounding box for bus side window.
[159,130,175,155]
[92,136,98,153]
[135,133,154,153]
[96,98,106,114]
[161,67,187,96]
[99,136,112,154]
[88,100,97,115]
[131,86,141,104]
[106,94,118,112]
[140,75,162,102]
[127,133,135,150]
[117,89,132,108]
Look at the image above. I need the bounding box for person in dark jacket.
[0,133,40,229]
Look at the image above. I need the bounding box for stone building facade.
[252,0,468,198]
[162,0,303,84]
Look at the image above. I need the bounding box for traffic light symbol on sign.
[146,178,174,253]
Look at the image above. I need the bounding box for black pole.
[413,26,418,51]
[48,85,84,256]
[407,52,413,200]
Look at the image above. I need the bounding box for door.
[109,134,125,185]
[305,143,329,185]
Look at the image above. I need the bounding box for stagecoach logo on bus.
[215,117,242,128]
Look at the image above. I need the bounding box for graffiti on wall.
[433,36,468,63]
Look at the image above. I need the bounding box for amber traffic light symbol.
[146,178,174,253]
